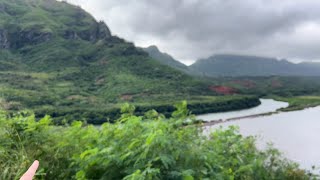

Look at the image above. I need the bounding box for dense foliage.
[0,103,314,180]
[28,95,260,124]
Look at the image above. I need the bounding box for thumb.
[20,160,39,180]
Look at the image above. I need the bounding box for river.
[197,99,289,121]
[200,99,320,171]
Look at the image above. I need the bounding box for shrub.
[0,102,314,180]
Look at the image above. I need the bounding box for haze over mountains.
[144,46,320,77]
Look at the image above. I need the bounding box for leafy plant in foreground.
[0,103,315,180]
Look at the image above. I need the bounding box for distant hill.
[143,46,188,71]
[190,54,320,77]
[142,45,198,75]
[0,0,213,123]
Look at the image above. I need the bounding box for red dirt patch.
[209,86,237,95]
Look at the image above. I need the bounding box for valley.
[0,0,320,179]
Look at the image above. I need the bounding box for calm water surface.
[202,100,320,170]
[197,99,288,121]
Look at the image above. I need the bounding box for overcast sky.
[65,0,320,65]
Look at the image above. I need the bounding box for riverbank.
[197,99,288,123]
[201,96,320,127]
[202,111,275,127]
[31,95,260,124]
[273,96,320,112]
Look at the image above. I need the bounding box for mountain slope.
[142,45,191,73]
[0,0,217,123]
[190,54,320,77]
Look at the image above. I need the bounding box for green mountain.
[142,45,193,74]
[0,0,219,123]
[190,54,320,77]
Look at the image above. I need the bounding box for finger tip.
[32,160,39,168]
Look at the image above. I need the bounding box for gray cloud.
[65,0,320,64]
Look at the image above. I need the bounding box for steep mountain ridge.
[143,46,189,71]
[0,0,111,46]
[143,45,201,75]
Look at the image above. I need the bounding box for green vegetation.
[30,95,260,124]
[274,96,320,112]
[0,103,314,180]
[209,76,320,97]
[207,77,320,111]
[142,47,320,104]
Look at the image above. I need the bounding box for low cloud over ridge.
[65,0,320,64]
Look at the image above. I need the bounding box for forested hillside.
[142,49,320,97]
